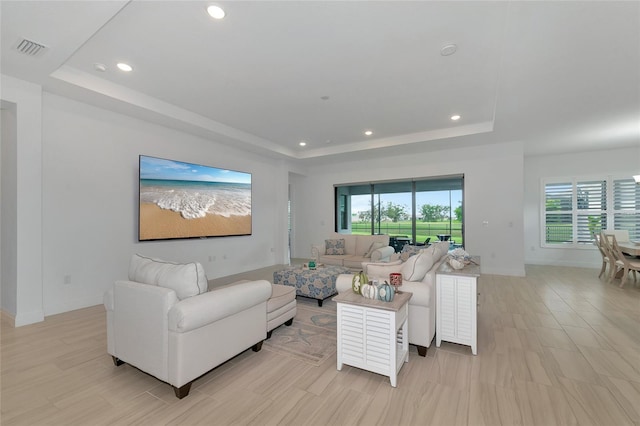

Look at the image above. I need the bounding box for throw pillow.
[325,238,346,255]
[433,241,449,259]
[399,244,422,262]
[400,250,435,281]
[364,241,385,258]
[128,254,208,300]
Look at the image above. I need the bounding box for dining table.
[618,241,640,256]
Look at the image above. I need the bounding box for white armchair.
[104,255,272,398]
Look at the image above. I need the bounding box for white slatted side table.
[436,257,480,355]
[334,291,412,387]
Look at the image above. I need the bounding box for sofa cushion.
[129,254,208,300]
[355,234,388,256]
[325,238,346,255]
[364,241,385,258]
[399,244,422,262]
[432,241,450,259]
[317,254,349,266]
[268,284,296,312]
[400,250,435,281]
[342,234,358,255]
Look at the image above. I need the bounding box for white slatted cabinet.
[436,258,480,355]
[335,291,412,387]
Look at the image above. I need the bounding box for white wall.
[524,146,640,267]
[40,92,289,316]
[1,104,18,316]
[0,79,293,323]
[291,142,526,276]
[0,75,44,325]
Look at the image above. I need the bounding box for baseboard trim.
[14,309,45,327]
[44,295,103,317]
[1,309,16,327]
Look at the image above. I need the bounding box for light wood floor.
[2,265,640,425]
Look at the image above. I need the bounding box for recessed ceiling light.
[441,44,457,56]
[451,115,461,121]
[364,130,373,136]
[299,141,307,147]
[207,5,226,19]
[116,62,133,72]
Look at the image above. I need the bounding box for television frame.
[138,155,252,241]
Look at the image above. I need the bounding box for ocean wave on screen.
[141,185,251,219]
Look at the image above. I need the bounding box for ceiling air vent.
[13,38,48,57]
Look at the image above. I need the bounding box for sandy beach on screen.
[139,203,251,240]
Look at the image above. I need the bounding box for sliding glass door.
[335,175,464,249]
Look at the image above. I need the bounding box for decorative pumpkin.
[352,271,368,294]
[361,282,378,299]
[377,281,395,302]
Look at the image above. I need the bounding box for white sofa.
[104,254,272,398]
[311,233,395,269]
[335,241,450,356]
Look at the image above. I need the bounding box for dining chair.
[610,235,640,288]
[600,232,624,284]
[415,237,431,247]
[593,233,611,279]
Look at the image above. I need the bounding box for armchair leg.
[112,356,125,366]
[252,340,263,352]
[173,382,192,399]
[416,346,427,357]
[267,330,273,339]
[285,318,293,326]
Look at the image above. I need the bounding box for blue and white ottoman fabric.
[273,265,351,306]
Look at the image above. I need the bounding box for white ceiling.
[2,1,639,163]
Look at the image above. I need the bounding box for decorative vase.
[389,272,402,293]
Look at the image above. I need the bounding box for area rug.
[262,297,337,366]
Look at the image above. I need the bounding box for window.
[542,176,639,247]
[335,175,464,248]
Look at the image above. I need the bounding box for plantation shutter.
[613,178,640,240]
[542,176,640,247]
[576,180,606,243]
[544,182,572,244]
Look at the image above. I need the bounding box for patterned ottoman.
[273,265,351,306]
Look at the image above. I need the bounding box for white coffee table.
[333,291,412,387]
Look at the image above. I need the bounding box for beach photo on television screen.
[138,155,252,241]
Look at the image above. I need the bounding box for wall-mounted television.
[138,155,252,241]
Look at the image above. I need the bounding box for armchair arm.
[370,246,395,262]
[168,280,272,333]
[110,280,179,380]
